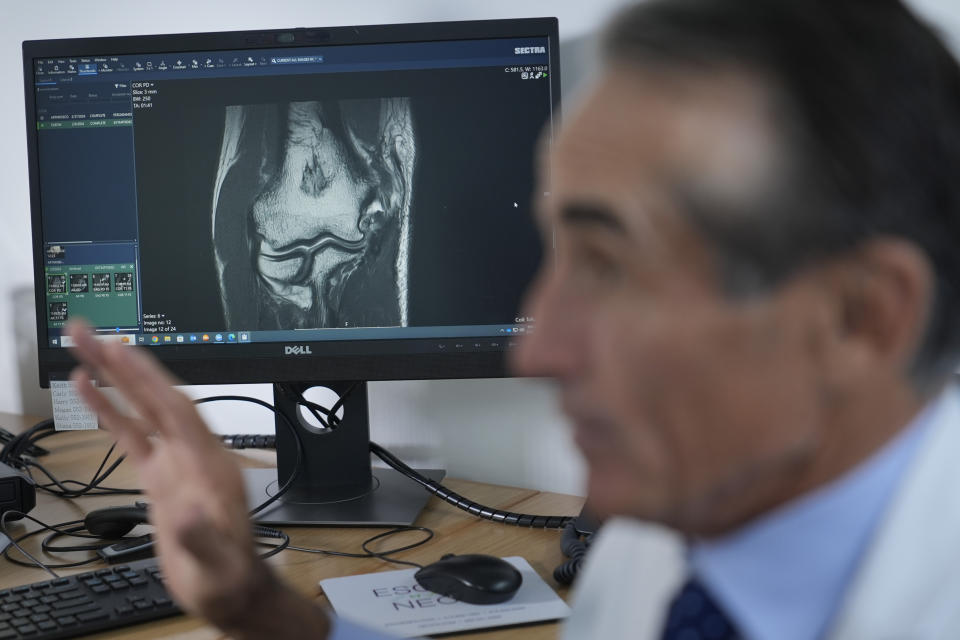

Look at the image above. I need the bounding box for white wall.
[3,1,959,497]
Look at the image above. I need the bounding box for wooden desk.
[0,415,584,639]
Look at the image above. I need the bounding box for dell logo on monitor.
[514,46,546,54]
[284,345,313,355]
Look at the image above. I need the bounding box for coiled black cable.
[553,521,592,585]
[219,434,276,449]
[369,442,574,529]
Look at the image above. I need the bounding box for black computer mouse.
[414,553,522,605]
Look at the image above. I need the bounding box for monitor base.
[244,467,446,526]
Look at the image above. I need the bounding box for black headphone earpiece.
[84,503,150,539]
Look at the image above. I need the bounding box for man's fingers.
[64,319,108,369]
[66,323,213,447]
[67,321,181,414]
[169,505,256,588]
[174,509,244,568]
[70,367,153,461]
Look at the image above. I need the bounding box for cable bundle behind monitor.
[0,418,135,499]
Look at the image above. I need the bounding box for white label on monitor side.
[51,380,99,431]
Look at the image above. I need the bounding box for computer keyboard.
[0,558,181,639]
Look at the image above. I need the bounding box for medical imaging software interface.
[33,38,552,352]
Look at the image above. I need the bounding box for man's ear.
[817,238,933,387]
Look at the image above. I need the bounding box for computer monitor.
[23,19,559,525]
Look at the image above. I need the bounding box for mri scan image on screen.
[211,98,416,330]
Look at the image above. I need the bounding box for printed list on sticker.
[51,379,99,431]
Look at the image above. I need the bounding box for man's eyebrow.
[560,202,627,234]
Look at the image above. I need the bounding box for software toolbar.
[51,325,532,350]
[33,38,550,86]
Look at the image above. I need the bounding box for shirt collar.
[689,390,945,640]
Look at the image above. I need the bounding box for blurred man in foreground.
[67,0,960,638]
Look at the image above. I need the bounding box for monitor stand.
[244,381,444,526]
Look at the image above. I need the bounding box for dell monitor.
[23,18,559,525]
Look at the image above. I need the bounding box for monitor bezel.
[23,18,560,388]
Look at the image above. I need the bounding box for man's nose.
[511,268,586,380]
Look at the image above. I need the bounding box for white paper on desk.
[320,556,570,637]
